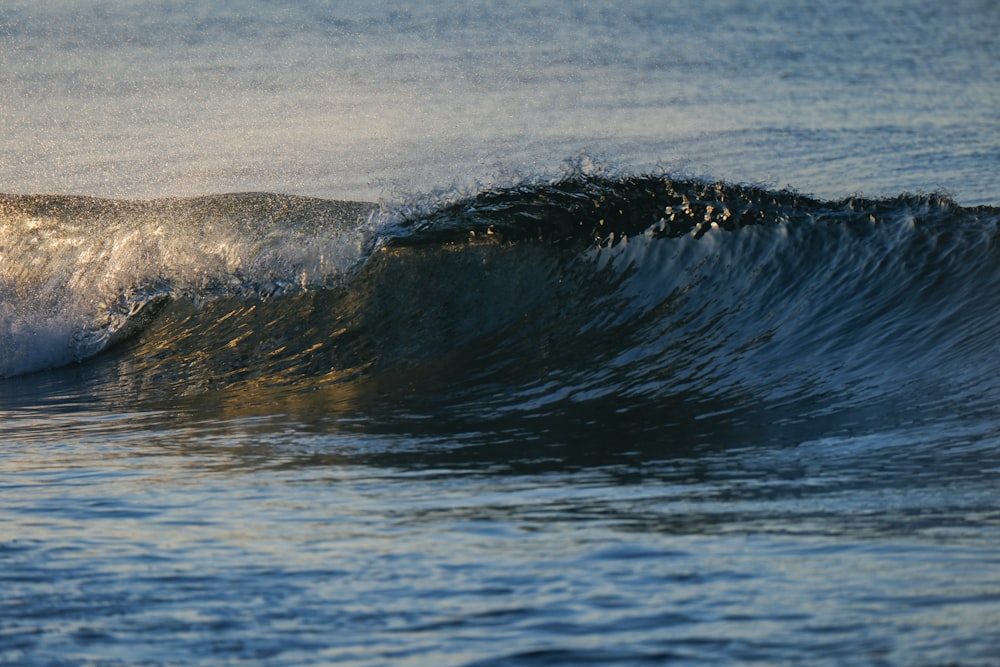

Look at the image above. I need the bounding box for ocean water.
[2,2,1000,666]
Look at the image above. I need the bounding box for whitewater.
[3,1,1000,666]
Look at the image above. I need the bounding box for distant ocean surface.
[2,2,1000,666]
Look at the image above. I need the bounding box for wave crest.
[3,175,999,430]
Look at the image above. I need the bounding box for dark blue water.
[3,2,1000,666]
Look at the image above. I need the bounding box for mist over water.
[3,2,1000,666]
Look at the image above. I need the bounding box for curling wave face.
[3,175,999,432]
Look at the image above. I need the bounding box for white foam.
[0,304,82,378]
[0,194,373,377]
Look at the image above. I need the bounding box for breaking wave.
[3,174,999,430]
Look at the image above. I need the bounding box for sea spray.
[0,193,375,377]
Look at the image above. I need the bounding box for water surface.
[3,2,1000,665]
